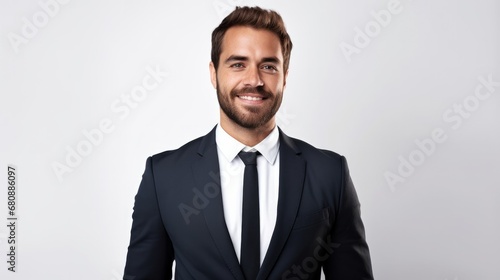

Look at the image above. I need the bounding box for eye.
[262,65,278,72]
[230,63,244,68]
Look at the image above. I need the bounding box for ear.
[283,69,289,89]
[209,61,217,89]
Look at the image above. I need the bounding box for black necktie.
[238,151,260,280]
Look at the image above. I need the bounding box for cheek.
[265,76,285,92]
[218,72,241,90]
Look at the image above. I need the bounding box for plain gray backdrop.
[1,0,499,279]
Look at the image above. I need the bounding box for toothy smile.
[238,95,264,101]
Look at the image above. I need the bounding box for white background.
[1,0,499,279]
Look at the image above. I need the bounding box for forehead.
[221,26,283,60]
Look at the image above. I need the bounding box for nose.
[243,66,264,87]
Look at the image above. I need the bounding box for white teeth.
[239,96,263,101]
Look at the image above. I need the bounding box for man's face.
[210,26,287,130]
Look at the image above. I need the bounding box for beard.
[216,82,283,129]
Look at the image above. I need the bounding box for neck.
[220,112,275,147]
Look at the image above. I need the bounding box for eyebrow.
[224,55,281,65]
[225,55,248,64]
[261,56,281,64]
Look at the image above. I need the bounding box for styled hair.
[211,6,293,73]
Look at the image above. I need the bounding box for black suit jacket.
[124,127,373,279]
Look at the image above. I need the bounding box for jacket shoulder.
[148,134,209,170]
[286,135,344,162]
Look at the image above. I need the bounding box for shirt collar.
[215,124,280,165]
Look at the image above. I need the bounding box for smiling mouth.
[238,95,265,101]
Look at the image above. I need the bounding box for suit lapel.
[192,127,245,280]
[258,129,306,280]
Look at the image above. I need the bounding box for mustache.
[231,86,272,98]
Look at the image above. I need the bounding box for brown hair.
[211,6,293,73]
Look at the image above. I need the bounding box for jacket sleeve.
[323,156,374,279]
[124,157,174,279]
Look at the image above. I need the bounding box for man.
[124,6,373,280]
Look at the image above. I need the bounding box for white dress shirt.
[215,124,280,265]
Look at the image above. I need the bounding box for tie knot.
[238,151,259,166]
